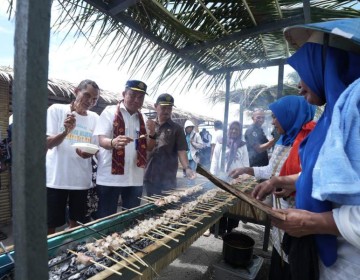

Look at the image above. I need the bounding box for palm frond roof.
[50,0,360,92]
[0,67,214,124]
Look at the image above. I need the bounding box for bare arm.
[146,119,157,151]
[47,131,69,150]
[228,167,254,178]
[99,135,133,150]
[47,113,76,149]
[178,150,196,179]
[253,138,275,153]
[271,209,340,237]
[252,173,299,200]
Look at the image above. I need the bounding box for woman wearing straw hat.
[256,19,360,280]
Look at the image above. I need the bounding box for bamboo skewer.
[108,248,141,270]
[187,211,211,218]
[158,225,185,235]
[172,221,197,228]
[68,250,122,276]
[142,196,157,201]
[196,206,221,212]
[118,245,148,267]
[144,234,171,249]
[181,216,203,224]
[139,197,154,203]
[91,237,145,269]
[102,253,143,276]
[151,228,179,242]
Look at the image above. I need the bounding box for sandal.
[203,229,211,237]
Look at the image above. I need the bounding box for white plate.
[72,143,99,154]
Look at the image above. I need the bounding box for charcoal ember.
[48,255,63,266]
[60,265,79,279]
[83,265,100,277]
[76,242,88,251]
[131,240,151,250]
[68,273,82,280]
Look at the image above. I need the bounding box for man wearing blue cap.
[93,80,155,218]
[144,93,195,196]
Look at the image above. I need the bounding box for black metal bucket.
[222,232,255,267]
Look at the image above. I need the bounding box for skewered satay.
[68,250,123,276]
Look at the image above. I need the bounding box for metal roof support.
[220,71,231,172]
[12,0,50,279]
[108,0,140,16]
[180,16,305,54]
[210,58,287,75]
[303,0,311,23]
[277,61,284,99]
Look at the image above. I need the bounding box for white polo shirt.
[94,103,147,187]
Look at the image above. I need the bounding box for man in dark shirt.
[245,109,275,167]
[144,93,195,196]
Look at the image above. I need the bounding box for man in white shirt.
[46,79,100,234]
[93,80,155,219]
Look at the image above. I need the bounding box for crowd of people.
[4,17,360,280]
[42,75,277,235]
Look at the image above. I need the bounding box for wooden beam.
[180,16,305,54]
[209,58,287,75]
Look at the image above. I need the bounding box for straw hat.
[284,18,360,53]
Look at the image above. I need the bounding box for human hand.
[273,188,294,198]
[228,168,246,178]
[146,119,156,136]
[75,148,94,159]
[270,208,315,237]
[112,135,133,149]
[64,113,76,134]
[185,168,196,179]
[252,179,275,200]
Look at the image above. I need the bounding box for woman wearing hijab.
[229,95,316,279]
[209,121,249,235]
[210,121,249,176]
[264,19,360,280]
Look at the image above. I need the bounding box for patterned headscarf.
[226,121,246,171]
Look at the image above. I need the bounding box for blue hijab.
[269,95,316,146]
[288,42,360,266]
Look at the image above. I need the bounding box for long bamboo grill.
[0,183,241,279]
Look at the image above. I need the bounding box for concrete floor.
[154,221,271,280]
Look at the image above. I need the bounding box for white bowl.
[72,143,99,154]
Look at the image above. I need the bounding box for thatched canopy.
[0,67,215,125]
[46,0,360,92]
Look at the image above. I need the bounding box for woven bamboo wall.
[0,76,12,224]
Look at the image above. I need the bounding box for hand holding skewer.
[146,119,156,136]
[63,113,76,135]
[111,135,134,150]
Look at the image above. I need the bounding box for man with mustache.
[144,93,195,196]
